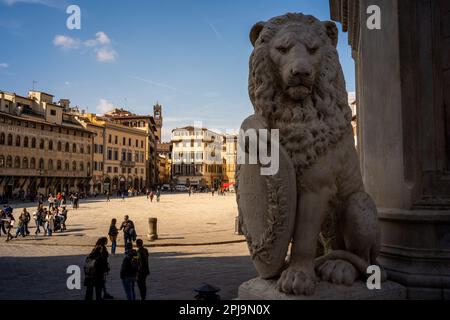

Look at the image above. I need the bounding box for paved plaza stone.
[0,193,256,300]
[2,193,245,247]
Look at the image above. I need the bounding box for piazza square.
[1,0,449,305]
[0,193,256,300]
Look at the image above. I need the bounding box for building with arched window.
[0,90,94,198]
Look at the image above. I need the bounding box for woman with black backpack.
[120,242,139,300]
[84,237,110,300]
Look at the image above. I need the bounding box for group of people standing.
[0,204,68,241]
[84,215,149,301]
[146,189,161,203]
[45,192,79,210]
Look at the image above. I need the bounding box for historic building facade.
[0,90,93,199]
[157,142,172,185]
[171,126,224,189]
[223,134,238,188]
[77,114,148,194]
[104,109,158,187]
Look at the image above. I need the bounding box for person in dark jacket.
[108,218,118,255]
[120,242,138,300]
[119,215,135,248]
[84,237,110,300]
[136,239,150,300]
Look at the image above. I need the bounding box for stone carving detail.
[237,13,385,296]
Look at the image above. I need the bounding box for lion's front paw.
[277,264,316,296]
[317,259,359,286]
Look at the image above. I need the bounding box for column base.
[379,208,450,299]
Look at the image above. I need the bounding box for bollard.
[148,217,158,241]
[235,215,243,235]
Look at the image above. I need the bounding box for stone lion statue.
[236,13,385,296]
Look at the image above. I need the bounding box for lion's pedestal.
[238,278,406,300]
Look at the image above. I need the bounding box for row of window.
[172,164,223,174]
[0,117,91,138]
[93,144,104,154]
[0,155,90,173]
[106,149,145,163]
[107,135,145,148]
[93,161,104,171]
[0,133,91,154]
[106,166,144,175]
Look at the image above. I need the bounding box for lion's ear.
[324,21,338,47]
[250,22,265,47]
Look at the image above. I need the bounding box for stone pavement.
[0,193,257,300]
[2,193,245,247]
[0,243,256,300]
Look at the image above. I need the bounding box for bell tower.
[153,102,163,142]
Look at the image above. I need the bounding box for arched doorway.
[119,176,126,192]
[134,178,139,190]
[112,177,119,193]
[104,177,111,193]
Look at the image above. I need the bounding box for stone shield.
[236,115,297,279]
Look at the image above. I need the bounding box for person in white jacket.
[45,212,55,236]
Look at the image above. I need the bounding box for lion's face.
[249,14,339,102]
[269,24,324,101]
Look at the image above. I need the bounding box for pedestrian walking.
[84,237,110,301]
[120,215,136,248]
[60,206,68,231]
[56,192,63,208]
[45,211,54,236]
[108,218,119,255]
[32,209,42,235]
[106,190,110,202]
[0,209,7,237]
[120,242,139,300]
[48,194,55,210]
[4,211,15,242]
[156,189,161,203]
[73,193,79,210]
[136,239,150,300]
[22,208,30,235]
[14,213,26,238]
[149,191,154,203]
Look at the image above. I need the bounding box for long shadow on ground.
[0,251,256,300]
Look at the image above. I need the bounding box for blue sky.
[0,0,355,141]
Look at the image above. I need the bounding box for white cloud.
[96,48,118,63]
[95,31,111,45]
[0,63,8,68]
[64,81,71,86]
[96,99,114,114]
[54,31,117,63]
[1,0,60,7]
[53,35,80,50]
[84,31,111,47]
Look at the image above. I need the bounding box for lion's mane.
[249,13,352,173]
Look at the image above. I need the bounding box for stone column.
[330,0,450,299]
[147,218,158,241]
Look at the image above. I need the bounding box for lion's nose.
[290,66,312,78]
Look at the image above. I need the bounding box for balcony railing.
[120,161,136,167]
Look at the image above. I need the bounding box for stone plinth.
[379,208,450,299]
[238,278,406,300]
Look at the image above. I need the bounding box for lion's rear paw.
[277,264,316,296]
[317,259,359,286]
